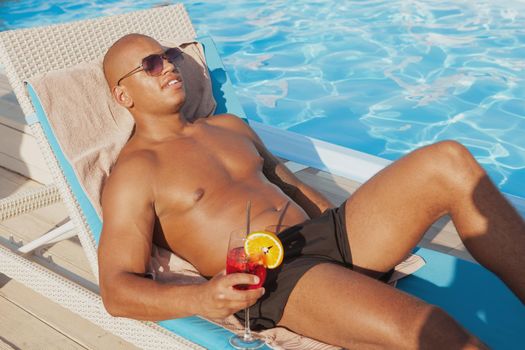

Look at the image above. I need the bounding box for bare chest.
[151,128,263,215]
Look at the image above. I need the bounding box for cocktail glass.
[226,229,266,349]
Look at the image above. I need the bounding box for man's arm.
[219,114,334,218]
[98,154,264,321]
[259,144,334,218]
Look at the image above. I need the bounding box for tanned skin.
[99,34,524,349]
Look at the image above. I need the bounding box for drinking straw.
[245,200,251,235]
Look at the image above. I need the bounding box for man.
[99,33,524,349]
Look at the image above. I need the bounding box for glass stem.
[243,307,252,341]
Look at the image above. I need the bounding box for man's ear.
[112,85,134,108]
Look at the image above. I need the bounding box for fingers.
[223,272,261,288]
[218,275,264,301]
[202,272,265,318]
[206,287,262,317]
[229,286,265,302]
[218,274,264,304]
[217,291,261,309]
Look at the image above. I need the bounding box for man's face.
[114,37,186,116]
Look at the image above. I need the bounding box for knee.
[411,305,486,350]
[421,140,484,189]
[429,140,476,169]
[388,305,485,350]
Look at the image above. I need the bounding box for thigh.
[278,263,474,349]
[343,144,452,274]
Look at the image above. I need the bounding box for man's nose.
[161,57,178,74]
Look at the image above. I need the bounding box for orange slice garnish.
[245,231,284,269]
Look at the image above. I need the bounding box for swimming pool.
[1,0,524,200]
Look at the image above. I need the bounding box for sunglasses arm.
[117,65,143,86]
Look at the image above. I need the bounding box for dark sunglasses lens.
[142,54,164,76]
[165,48,182,63]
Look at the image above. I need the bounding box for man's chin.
[167,95,186,113]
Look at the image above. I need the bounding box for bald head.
[103,33,160,88]
[102,33,186,118]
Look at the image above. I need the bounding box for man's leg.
[278,140,522,347]
[342,140,525,301]
[278,263,487,349]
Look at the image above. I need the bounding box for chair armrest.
[0,184,61,221]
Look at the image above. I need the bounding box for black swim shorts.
[234,200,354,330]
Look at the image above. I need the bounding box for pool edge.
[250,120,525,218]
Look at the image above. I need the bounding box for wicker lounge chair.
[0,4,256,349]
[0,3,523,349]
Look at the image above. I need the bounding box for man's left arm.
[223,115,334,217]
[259,144,334,218]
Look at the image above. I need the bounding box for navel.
[193,188,205,202]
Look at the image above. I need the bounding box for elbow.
[101,296,123,317]
[99,279,128,317]
[100,286,121,317]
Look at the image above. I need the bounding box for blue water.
[1,0,524,199]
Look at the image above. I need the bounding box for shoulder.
[206,113,246,127]
[109,147,157,183]
[205,113,257,138]
[102,147,157,205]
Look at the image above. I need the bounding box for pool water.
[1,0,524,199]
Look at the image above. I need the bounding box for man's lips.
[161,74,183,89]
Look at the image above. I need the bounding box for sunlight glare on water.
[1,0,524,198]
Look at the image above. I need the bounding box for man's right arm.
[98,155,264,321]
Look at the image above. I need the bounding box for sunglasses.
[116,47,183,86]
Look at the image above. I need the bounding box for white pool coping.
[251,120,391,183]
[250,120,525,218]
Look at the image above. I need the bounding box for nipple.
[193,188,205,202]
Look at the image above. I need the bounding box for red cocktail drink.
[226,247,266,290]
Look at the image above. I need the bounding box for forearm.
[245,120,334,217]
[271,177,331,218]
[101,270,265,322]
[259,159,332,218]
[292,182,334,218]
[101,272,203,321]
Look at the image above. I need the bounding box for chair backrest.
[0,4,195,119]
[24,34,245,246]
[0,4,197,278]
[0,8,276,349]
